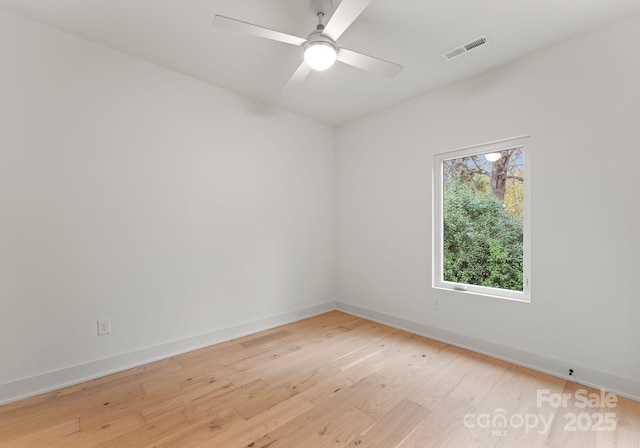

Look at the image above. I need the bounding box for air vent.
[443,47,466,60]
[464,36,488,51]
[442,35,489,61]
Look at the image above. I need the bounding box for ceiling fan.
[213,0,403,90]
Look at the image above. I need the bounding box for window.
[433,136,530,301]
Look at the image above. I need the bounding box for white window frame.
[433,135,531,302]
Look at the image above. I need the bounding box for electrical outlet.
[97,319,111,336]
[433,299,441,310]
[299,286,304,295]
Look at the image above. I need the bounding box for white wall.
[336,13,640,397]
[0,9,335,398]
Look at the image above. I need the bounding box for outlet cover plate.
[97,319,111,336]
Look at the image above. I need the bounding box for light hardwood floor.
[1,311,638,447]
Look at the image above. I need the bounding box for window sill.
[432,285,530,303]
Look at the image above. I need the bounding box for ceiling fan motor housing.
[305,30,336,50]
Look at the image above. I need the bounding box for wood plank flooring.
[1,311,638,447]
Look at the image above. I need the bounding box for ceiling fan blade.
[322,0,373,41]
[282,61,312,91]
[337,47,403,79]
[213,15,307,47]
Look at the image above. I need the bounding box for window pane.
[442,147,524,292]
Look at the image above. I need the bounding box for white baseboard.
[0,301,336,405]
[336,301,640,402]
[3,300,638,406]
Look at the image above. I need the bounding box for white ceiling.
[1,0,639,126]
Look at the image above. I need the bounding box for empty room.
[0,0,639,447]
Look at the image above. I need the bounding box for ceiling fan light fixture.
[304,41,337,71]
